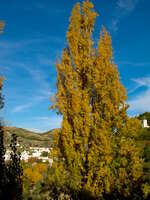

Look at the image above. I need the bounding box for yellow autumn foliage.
[24,163,47,187]
[49,0,149,199]
[0,21,5,34]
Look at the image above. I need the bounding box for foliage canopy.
[49,1,149,199]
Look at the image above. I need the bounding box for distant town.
[5,145,53,165]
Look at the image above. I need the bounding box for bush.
[41,151,48,157]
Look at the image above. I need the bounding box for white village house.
[5,146,53,166]
[142,119,149,128]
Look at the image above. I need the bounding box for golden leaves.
[0,21,5,34]
[24,163,47,187]
[49,0,145,198]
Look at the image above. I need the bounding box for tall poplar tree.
[49,1,149,199]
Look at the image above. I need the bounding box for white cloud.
[27,68,46,82]
[12,103,32,113]
[111,19,120,32]
[26,65,56,96]
[128,89,150,113]
[16,115,62,133]
[35,116,62,128]
[128,75,150,94]
[132,76,150,88]
[38,56,54,67]
[0,36,63,60]
[10,65,54,114]
[25,127,44,133]
[110,0,140,32]
[0,38,45,52]
[26,67,55,97]
[11,90,51,113]
[117,0,139,11]
[34,2,66,15]
[118,61,150,66]
[38,88,55,99]
[128,75,150,113]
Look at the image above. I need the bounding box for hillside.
[3,126,58,149]
[136,112,150,183]
[138,112,150,125]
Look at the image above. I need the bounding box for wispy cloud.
[128,89,150,113]
[25,127,44,133]
[35,115,62,128]
[17,115,62,133]
[37,55,55,67]
[117,61,150,66]
[0,36,63,59]
[38,88,55,99]
[11,88,52,113]
[128,75,150,113]
[0,39,39,59]
[27,68,47,82]
[132,76,150,88]
[127,75,150,94]
[117,0,139,11]
[34,2,66,15]
[26,67,54,96]
[0,38,47,52]
[11,89,52,113]
[110,0,140,32]
[12,103,32,113]
[111,18,120,32]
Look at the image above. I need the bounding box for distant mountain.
[3,126,59,149]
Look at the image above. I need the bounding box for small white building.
[5,146,53,165]
[142,119,149,128]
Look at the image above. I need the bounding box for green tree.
[0,67,7,199]
[6,134,23,200]
[0,76,4,110]
[138,112,150,126]
[49,1,149,199]
[0,122,6,199]
[0,79,23,200]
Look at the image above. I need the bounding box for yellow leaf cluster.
[49,0,145,198]
[23,163,47,187]
[0,21,5,34]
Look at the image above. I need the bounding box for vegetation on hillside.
[4,126,55,149]
[138,112,150,126]
[23,160,48,199]
[135,112,150,186]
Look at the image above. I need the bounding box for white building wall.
[143,119,149,128]
[5,147,53,165]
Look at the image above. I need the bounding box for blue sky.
[0,0,150,132]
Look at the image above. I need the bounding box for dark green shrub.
[41,151,48,157]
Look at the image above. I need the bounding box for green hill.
[3,126,58,149]
[138,112,150,125]
[136,112,150,183]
